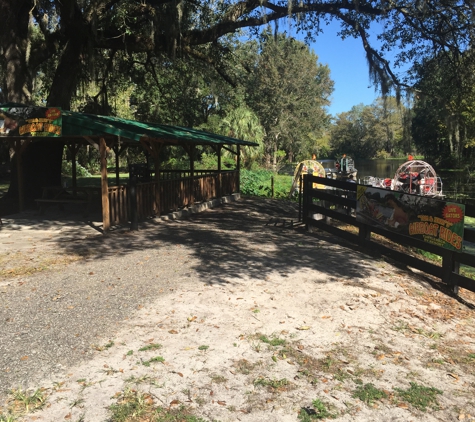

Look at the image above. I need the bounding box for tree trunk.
[0,0,33,103]
[4,0,88,208]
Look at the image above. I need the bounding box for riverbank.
[0,197,474,421]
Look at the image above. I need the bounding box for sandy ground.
[0,197,474,422]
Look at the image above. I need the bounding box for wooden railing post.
[100,137,110,231]
[302,174,309,227]
[298,175,303,222]
[358,226,371,246]
[442,251,459,294]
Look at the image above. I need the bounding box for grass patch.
[352,383,387,405]
[138,343,162,352]
[141,356,165,366]
[1,388,48,419]
[209,374,227,384]
[109,387,212,421]
[465,216,475,228]
[253,377,293,392]
[415,249,442,263]
[0,252,80,278]
[394,382,442,411]
[233,358,262,375]
[259,334,286,347]
[93,340,114,351]
[298,398,337,420]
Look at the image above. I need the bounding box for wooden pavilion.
[0,104,257,231]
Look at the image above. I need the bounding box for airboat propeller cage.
[391,160,442,197]
[289,160,326,197]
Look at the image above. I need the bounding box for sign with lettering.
[356,185,465,252]
[1,105,62,137]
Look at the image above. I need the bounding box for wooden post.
[114,145,120,186]
[358,226,371,246]
[100,137,110,231]
[303,174,309,228]
[298,175,303,222]
[189,145,195,205]
[237,145,241,193]
[151,143,162,215]
[442,251,459,294]
[112,143,127,186]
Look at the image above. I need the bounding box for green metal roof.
[1,103,258,147]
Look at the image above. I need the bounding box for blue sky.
[290,21,384,116]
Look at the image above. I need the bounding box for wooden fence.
[107,170,239,226]
[301,174,475,295]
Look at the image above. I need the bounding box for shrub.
[62,160,92,177]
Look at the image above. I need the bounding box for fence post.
[442,252,459,295]
[298,175,302,222]
[129,175,138,231]
[358,225,371,246]
[302,174,310,228]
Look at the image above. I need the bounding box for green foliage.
[239,169,293,199]
[411,50,475,165]
[198,152,235,170]
[330,98,410,159]
[61,161,92,177]
[240,169,272,196]
[245,31,334,167]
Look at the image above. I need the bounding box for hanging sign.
[0,105,62,137]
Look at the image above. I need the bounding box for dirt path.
[1,197,474,421]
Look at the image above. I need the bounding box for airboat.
[326,155,357,181]
[289,159,326,197]
[364,159,444,198]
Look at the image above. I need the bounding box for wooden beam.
[100,137,110,232]
[150,143,163,215]
[112,140,127,186]
[83,136,100,150]
[222,145,235,155]
[139,138,154,156]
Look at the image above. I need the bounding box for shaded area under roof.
[1,103,258,147]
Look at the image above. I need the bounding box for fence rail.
[301,174,475,295]
[106,170,239,226]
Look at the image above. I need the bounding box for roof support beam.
[83,136,99,150]
[112,139,128,187]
